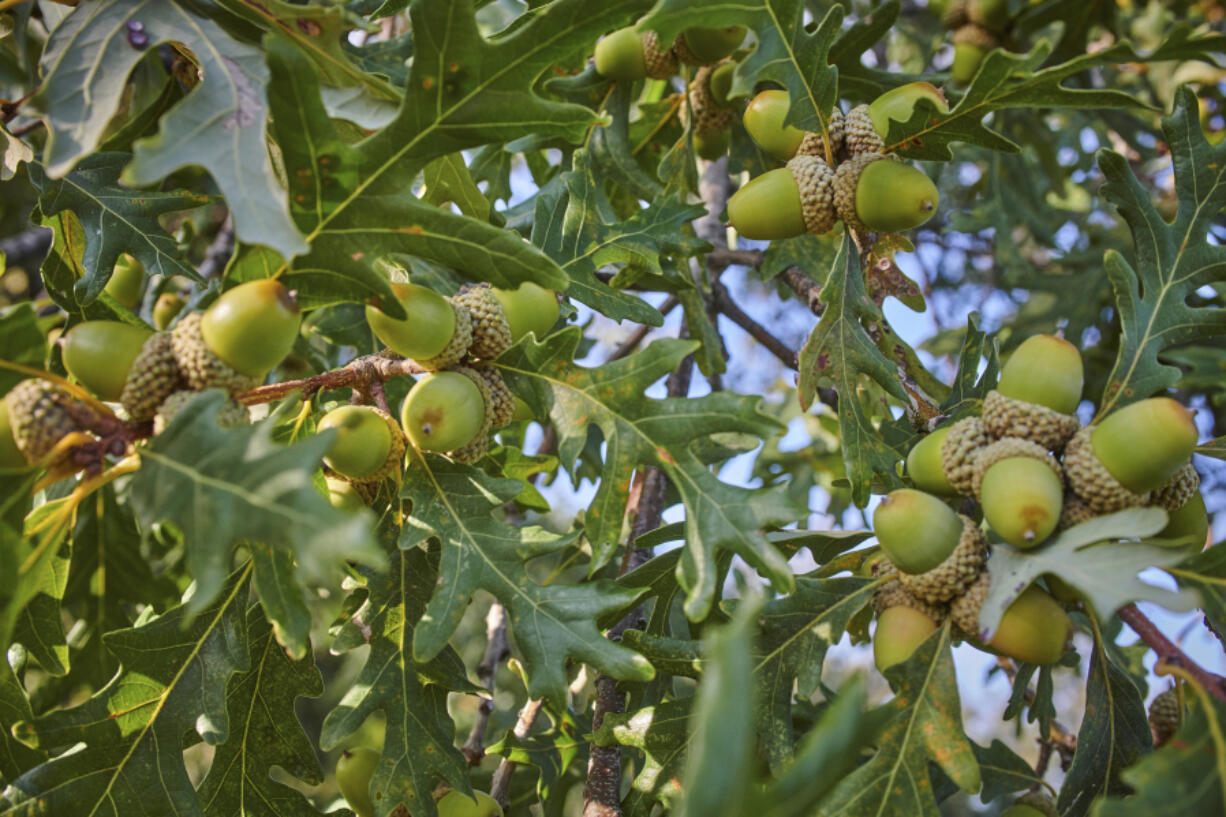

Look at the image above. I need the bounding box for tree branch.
[711,282,796,370]
[1118,604,1226,701]
[462,602,510,765]
[780,266,825,316]
[238,353,425,406]
[489,696,546,809]
[608,295,680,362]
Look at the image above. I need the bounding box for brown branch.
[489,697,546,809]
[608,295,680,362]
[197,214,235,280]
[238,354,425,406]
[1118,604,1226,701]
[781,266,825,316]
[462,602,510,765]
[707,248,763,269]
[712,282,796,370]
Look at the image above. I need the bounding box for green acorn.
[688,62,739,160]
[491,282,560,343]
[336,747,380,817]
[401,369,488,454]
[906,426,957,496]
[875,489,987,603]
[366,282,467,364]
[1004,791,1058,817]
[952,24,997,85]
[983,334,1083,450]
[4,378,86,465]
[1148,688,1181,746]
[121,332,184,422]
[326,476,369,512]
[153,293,186,330]
[593,27,677,80]
[867,82,949,141]
[967,0,1009,32]
[105,253,144,309]
[673,26,745,65]
[454,284,512,360]
[972,438,1064,548]
[1160,491,1208,552]
[951,574,1070,664]
[201,279,303,378]
[61,320,152,402]
[873,605,940,672]
[834,154,940,234]
[743,90,806,161]
[318,405,405,484]
[0,398,28,469]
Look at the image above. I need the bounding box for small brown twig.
[780,266,825,316]
[711,282,796,370]
[608,295,679,362]
[238,354,425,406]
[1118,604,1226,701]
[489,697,546,809]
[197,215,235,280]
[462,602,510,765]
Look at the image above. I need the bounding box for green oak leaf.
[1094,87,1226,417]
[400,453,653,705]
[975,509,1201,640]
[797,232,909,507]
[1,568,252,817]
[498,329,798,619]
[321,544,485,817]
[820,625,981,817]
[972,739,1047,804]
[486,705,585,809]
[1167,545,1226,640]
[33,0,309,260]
[1196,437,1226,460]
[0,660,43,785]
[594,698,690,816]
[27,155,207,305]
[128,392,382,638]
[196,608,327,817]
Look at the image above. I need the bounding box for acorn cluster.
[871,333,1204,673]
[728,81,946,240]
[593,23,747,82]
[931,0,1011,85]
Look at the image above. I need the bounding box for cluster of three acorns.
[321,281,558,506]
[871,334,1204,673]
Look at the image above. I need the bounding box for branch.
[489,697,545,809]
[608,295,679,362]
[711,282,796,370]
[1118,604,1226,701]
[780,266,825,316]
[238,353,425,406]
[197,214,235,280]
[462,602,510,765]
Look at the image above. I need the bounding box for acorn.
[1160,492,1208,552]
[200,279,302,378]
[673,26,745,65]
[0,398,28,469]
[3,378,86,465]
[688,62,739,160]
[870,561,947,621]
[1065,398,1198,512]
[366,282,467,366]
[743,90,806,161]
[472,362,513,430]
[972,438,1064,548]
[593,27,677,80]
[841,105,885,158]
[906,426,957,496]
[317,405,405,484]
[105,253,144,309]
[121,331,184,422]
[867,82,949,141]
[153,293,186,330]
[326,476,369,512]
[931,0,969,28]
[951,574,1070,664]
[153,390,250,434]
[61,321,152,402]
[1148,688,1181,746]
[833,153,939,234]
[952,24,997,85]
[940,416,990,495]
[983,334,1083,450]
[492,282,560,343]
[874,489,987,603]
[336,747,380,817]
[401,369,488,454]
[873,605,939,672]
[967,0,1009,32]
[454,284,512,360]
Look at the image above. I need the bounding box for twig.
[780,267,825,316]
[1118,604,1226,701]
[489,697,546,808]
[10,119,42,138]
[707,248,763,269]
[608,295,679,362]
[197,215,235,280]
[462,602,510,765]
[238,354,424,406]
[712,282,796,370]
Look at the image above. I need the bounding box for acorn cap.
[982,389,1080,452]
[726,167,807,240]
[940,416,989,495]
[796,108,844,161]
[842,104,885,158]
[949,570,990,636]
[1151,462,1199,512]
[473,362,514,431]
[868,82,949,141]
[172,312,261,396]
[1057,494,1097,531]
[898,514,988,604]
[120,331,184,422]
[1148,688,1181,746]
[906,425,958,496]
[873,488,965,574]
[835,154,939,234]
[1091,397,1198,494]
[997,334,1084,415]
[786,155,837,235]
[4,378,84,465]
[689,63,737,137]
[448,426,490,465]
[873,605,940,672]
[594,27,648,80]
[641,30,679,79]
[454,285,512,360]
[418,300,473,371]
[153,390,250,434]
[872,562,947,621]
[1063,425,1150,513]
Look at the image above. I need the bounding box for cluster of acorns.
[932,0,1011,85]
[0,278,302,472]
[870,334,1204,673]
[321,281,558,507]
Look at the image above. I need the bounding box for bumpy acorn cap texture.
[1057,494,1097,531]
[453,285,512,360]
[941,0,970,28]
[446,365,494,463]
[796,108,844,160]
[1151,462,1199,512]
[473,363,514,430]
[842,104,885,158]
[449,427,490,464]
[120,332,183,423]
[949,569,990,636]
[898,514,988,604]
[1063,425,1149,514]
[171,312,261,396]
[1148,688,1181,746]
[641,31,679,79]
[4,378,84,464]
[153,390,250,435]
[833,152,885,233]
[418,300,473,371]
[1014,790,1059,817]
[953,21,998,49]
[982,389,1080,452]
[971,437,1062,499]
[939,416,989,495]
[688,64,737,137]
[872,562,947,621]
[786,155,837,235]
[346,409,407,485]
